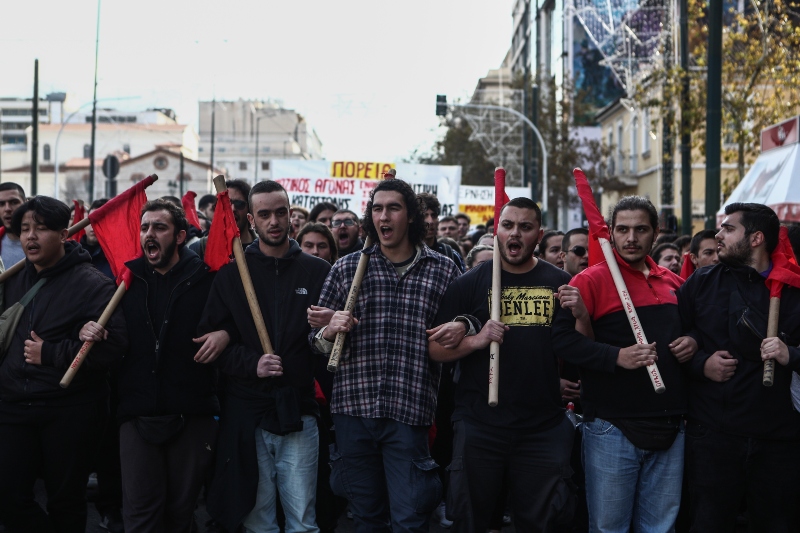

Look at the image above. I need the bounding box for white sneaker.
[434,501,453,528]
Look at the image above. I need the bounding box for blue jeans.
[582,418,684,533]
[243,415,319,533]
[329,415,441,533]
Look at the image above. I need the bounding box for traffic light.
[436,95,447,116]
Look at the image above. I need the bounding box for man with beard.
[331,209,362,257]
[201,180,331,533]
[190,179,255,260]
[0,182,27,268]
[84,199,227,531]
[679,203,800,531]
[429,198,575,532]
[0,196,127,532]
[552,196,694,532]
[538,230,564,269]
[418,192,465,272]
[561,228,589,277]
[312,179,460,532]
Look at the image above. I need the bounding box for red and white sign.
[761,116,800,153]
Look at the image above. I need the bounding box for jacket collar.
[612,248,669,278]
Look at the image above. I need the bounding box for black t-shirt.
[434,259,571,430]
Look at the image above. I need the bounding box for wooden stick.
[598,236,666,394]
[213,175,274,355]
[488,235,502,406]
[0,217,92,284]
[763,296,780,387]
[60,280,127,388]
[327,236,372,372]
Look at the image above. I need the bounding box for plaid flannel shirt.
[311,243,460,426]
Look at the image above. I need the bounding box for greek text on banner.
[331,161,395,179]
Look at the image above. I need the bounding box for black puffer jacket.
[117,248,219,422]
[0,241,127,404]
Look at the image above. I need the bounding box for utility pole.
[661,22,674,231]
[705,0,723,229]
[531,83,540,204]
[88,0,101,202]
[31,59,39,196]
[179,151,185,197]
[210,98,216,175]
[680,0,693,235]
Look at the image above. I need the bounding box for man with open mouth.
[312,178,460,532]
[0,196,127,532]
[330,209,362,258]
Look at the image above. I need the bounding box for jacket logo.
[295,288,308,295]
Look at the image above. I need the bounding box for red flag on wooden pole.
[88,175,157,287]
[493,168,509,233]
[68,200,86,242]
[181,191,202,230]
[204,190,240,272]
[573,168,609,267]
[679,252,696,280]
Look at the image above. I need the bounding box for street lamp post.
[254,115,265,182]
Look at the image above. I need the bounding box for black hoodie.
[0,241,128,404]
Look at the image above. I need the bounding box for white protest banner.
[270,160,461,216]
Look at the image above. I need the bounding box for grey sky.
[2,0,513,162]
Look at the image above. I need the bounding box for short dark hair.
[690,229,718,256]
[673,235,691,251]
[89,198,109,211]
[455,213,471,224]
[651,242,679,263]
[655,233,677,246]
[417,193,441,218]
[439,216,457,226]
[0,182,26,199]
[160,195,182,207]
[611,196,659,230]
[11,196,70,235]
[333,209,359,220]
[249,180,289,210]
[562,228,588,251]
[723,203,780,254]
[296,222,338,264]
[141,199,189,248]
[291,205,309,218]
[499,197,542,224]
[309,202,338,222]
[364,179,427,246]
[198,194,217,210]
[226,179,252,208]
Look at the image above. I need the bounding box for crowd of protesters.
[1,175,800,533]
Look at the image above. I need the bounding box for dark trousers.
[120,415,218,533]
[685,420,800,533]
[448,416,576,533]
[94,384,123,517]
[0,399,103,533]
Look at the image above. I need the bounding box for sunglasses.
[332,219,357,228]
[568,246,588,257]
[230,199,247,210]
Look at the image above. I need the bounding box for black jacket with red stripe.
[552,252,688,421]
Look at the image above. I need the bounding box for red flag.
[494,167,509,233]
[205,190,240,272]
[573,168,609,267]
[69,200,86,242]
[766,226,800,298]
[181,191,202,230]
[679,252,696,280]
[88,175,157,287]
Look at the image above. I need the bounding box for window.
[643,109,651,153]
[83,144,91,158]
[43,144,50,161]
[630,118,638,173]
[239,162,248,171]
[154,156,169,170]
[261,161,270,171]
[617,120,624,173]
[123,144,130,154]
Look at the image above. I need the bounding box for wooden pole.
[327,236,372,372]
[60,280,127,388]
[763,296,780,386]
[213,175,273,355]
[488,235,502,406]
